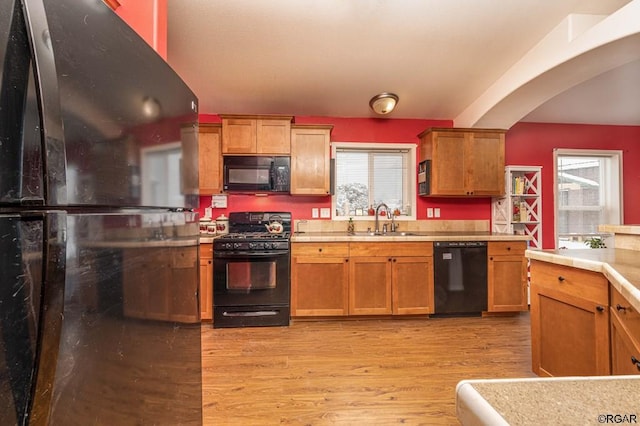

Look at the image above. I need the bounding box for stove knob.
[263,242,272,250]
[248,242,256,249]
[233,242,242,250]
[224,243,233,250]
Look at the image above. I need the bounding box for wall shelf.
[492,166,542,249]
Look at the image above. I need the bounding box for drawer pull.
[318,248,322,252]
[616,304,628,312]
[596,305,605,312]
[557,276,565,282]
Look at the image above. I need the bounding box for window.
[331,142,416,219]
[554,149,623,248]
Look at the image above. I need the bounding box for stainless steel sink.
[352,231,417,237]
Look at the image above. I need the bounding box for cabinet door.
[256,119,291,154]
[222,118,257,153]
[468,132,505,196]
[169,247,199,323]
[198,124,222,194]
[291,256,349,316]
[530,284,610,376]
[122,249,170,320]
[610,311,640,375]
[349,257,392,315]
[610,286,640,375]
[290,126,331,195]
[430,131,467,196]
[144,256,172,321]
[199,243,213,321]
[487,254,527,312]
[392,256,434,315]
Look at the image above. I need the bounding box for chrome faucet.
[374,203,389,234]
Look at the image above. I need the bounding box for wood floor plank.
[202,314,534,425]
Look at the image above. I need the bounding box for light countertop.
[456,375,640,426]
[291,231,531,243]
[526,248,640,313]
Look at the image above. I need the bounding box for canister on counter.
[215,214,229,235]
[199,218,212,235]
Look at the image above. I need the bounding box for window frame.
[331,142,417,221]
[553,148,624,248]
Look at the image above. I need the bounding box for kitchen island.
[456,224,640,425]
[456,375,640,425]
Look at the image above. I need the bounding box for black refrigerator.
[0,0,202,424]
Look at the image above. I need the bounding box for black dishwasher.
[433,241,488,316]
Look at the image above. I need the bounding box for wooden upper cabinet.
[290,124,333,195]
[418,127,505,197]
[198,123,222,194]
[220,115,292,155]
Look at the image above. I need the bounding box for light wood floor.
[201,314,535,425]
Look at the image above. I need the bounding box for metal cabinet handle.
[632,356,639,365]
[558,276,565,282]
[596,305,605,312]
[616,304,627,312]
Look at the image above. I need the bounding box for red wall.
[197,115,492,222]
[506,122,640,248]
[115,0,167,59]
[198,117,640,249]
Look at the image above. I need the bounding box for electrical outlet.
[427,208,434,218]
[312,208,319,218]
[434,207,441,218]
[320,208,330,218]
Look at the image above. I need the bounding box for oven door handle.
[214,251,289,258]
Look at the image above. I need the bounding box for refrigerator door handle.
[30,212,67,424]
[22,0,67,205]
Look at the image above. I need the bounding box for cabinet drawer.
[530,260,608,305]
[611,286,640,342]
[292,243,349,257]
[349,242,433,257]
[488,241,526,256]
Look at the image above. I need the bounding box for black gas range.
[212,212,292,328]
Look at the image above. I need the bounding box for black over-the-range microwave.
[223,156,290,193]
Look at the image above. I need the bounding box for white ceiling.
[166,0,640,128]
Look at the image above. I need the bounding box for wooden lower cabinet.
[349,257,392,315]
[392,256,434,315]
[122,246,199,323]
[487,241,528,312]
[291,242,433,317]
[291,243,349,316]
[610,285,640,375]
[530,260,610,376]
[350,242,434,316]
[199,243,213,321]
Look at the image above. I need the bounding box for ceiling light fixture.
[369,92,399,115]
